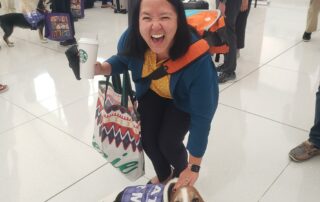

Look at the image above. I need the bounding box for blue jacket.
[106,30,219,157]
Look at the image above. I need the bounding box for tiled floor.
[1,0,320,201]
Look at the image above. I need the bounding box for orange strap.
[164,39,210,74]
[209,44,229,54]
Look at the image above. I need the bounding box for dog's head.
[164,179,205,202]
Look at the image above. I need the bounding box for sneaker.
[216,64,225,72]
[218,72,236,84]
[0,84,8,93]
[101,2,113,8]
[101,4,110,8]
[289,140,320,162]
[60,38,77,46]
[302,32,311,42]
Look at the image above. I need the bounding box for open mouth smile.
[151,34,165,43]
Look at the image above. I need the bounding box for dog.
[113,178,205,202]
[0,0,51,48]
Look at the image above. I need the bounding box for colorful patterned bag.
[45,13,73,41]
[92,72,145,181]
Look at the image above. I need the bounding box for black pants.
[236,0,252,49]
[51,0,75,38]
[138,90,190,182]
[217,0,242,74]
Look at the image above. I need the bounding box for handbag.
[92,72,145,181]
[45,13,73,41]
[71,0,85,18]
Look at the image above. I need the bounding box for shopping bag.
[71,0,85,18]
[92,72,145,181]
[45,13,73,41]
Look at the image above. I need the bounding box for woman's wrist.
[188,154,202,166]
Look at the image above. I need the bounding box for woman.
[95,0,218,189]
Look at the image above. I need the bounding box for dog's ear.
[167,183,175,202]
[114,190,124,202]
[190,187,205,202]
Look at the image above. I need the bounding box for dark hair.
[122,0,192,60]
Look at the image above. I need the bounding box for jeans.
[309,86,320,148]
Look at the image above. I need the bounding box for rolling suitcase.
[183,0,209,10]
[113,0,127,14]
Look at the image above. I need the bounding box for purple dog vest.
[121,184,164,202]
[23,11,44,30]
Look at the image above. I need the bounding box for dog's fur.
[0,0,51,47]
[114,178,205,202]
[164,179,205,202]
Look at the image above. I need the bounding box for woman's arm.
[174,55,219,189]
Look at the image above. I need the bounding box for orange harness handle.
[164,39,210,74]
[141,39,210,81]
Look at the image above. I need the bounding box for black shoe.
[60,38,77,46]
[216,64,225,72]
[218,72,236,84]
[302,32,311,42]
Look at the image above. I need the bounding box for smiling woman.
[94,0,219,193]
[138,0,178,61]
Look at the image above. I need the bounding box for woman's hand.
[95,61,111,75]
[94,61,103,75]
[240,0,249,12]
[173,166,199,190]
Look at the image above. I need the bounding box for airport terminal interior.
[0,0,319,201]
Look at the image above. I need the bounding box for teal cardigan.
[106,30,219,158]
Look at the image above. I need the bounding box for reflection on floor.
[0,0,319,201]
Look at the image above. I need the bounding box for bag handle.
[103,71,135,108]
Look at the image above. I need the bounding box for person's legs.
[64,0,76,39]
[235,0,252,50]
[138,90,172,182]
[217,0,242,83]
[51,0,76,45]
[305,0,320,33]
[7,0,15,13]
[289,86,320,162]
[309,86,320,147]
[158,102,190,178]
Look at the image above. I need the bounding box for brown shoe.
[289,140,320,162]
[0,84,8,93]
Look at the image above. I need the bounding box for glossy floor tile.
[1,0,320,202]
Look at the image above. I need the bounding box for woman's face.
[139,0,178,59]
